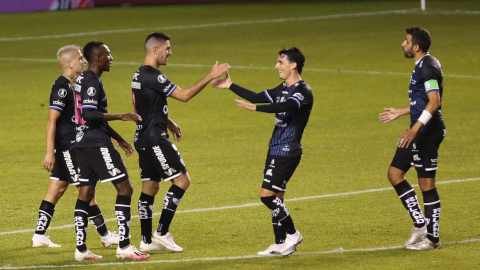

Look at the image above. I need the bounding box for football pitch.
[1,0,480,268]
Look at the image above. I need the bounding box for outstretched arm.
[170,61,230,102]
[378,106,410,123]
[83,109,142,123]
[235,98,299,113]
[212,71,270,103]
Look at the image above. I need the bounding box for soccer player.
[132,32,230,252]
[379,27,445,250]
[32,45,118,249]
[212,47,313,256]
[73,41,149,261]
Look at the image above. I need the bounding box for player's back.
[132,65,177,148]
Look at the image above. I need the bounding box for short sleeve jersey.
[263,80,313,157]
[49,76,76,150]
[131,65,178,148]
[409,54,444,132]
[73,70,112,148]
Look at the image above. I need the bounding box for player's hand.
[212,70,233,89]
[121,112,142,122]
[44,152,55,172]
[235,99,256,111]
[111,137,120,147]
[118,140,135,157]
[379,107,401,123]
[167,118,182,142]
[209,61,231,80]
[398,129,417,148]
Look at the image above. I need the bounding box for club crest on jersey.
[87,87,96,96]
[58,88,67,98]
[293,92,304,100]
[158,74,168,83]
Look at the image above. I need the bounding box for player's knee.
[78,186,95,202]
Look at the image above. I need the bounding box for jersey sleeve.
[81,76,101,110]
[263,84,283,104]
[288,86,313,109]
[420,63,441,93]
[150,72,177,97]
[49,85,69,112]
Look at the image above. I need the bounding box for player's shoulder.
[52,75,69,90]
[80,70,100,84]
[295,81,313,96]
[422,55,442,69]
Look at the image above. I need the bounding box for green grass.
[1,0,480,269]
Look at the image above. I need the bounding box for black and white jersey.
[131,65,178,148]
[49,76,76,150]
[264,80,313,157]
[409,54,444,132]
[73,70,112,148]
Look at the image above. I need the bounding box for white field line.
[0,9,419,42]
[1,8,479,42]
[1,57,479,79]
[1,177,479,236]
[0,238,479,269]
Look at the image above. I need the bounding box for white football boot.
[31,234,61,248]
[404,226,427,247]
[101,231,120,248]
[153,232,183,252]
[75,249,102,261]
[116,245,150,260]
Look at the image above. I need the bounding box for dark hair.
[145,32,170,50]
[406,26,431,53]
[279,47,305,75]
[83,41,105,62]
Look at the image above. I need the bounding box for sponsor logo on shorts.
[265,169,273,176]
[152,145,170,170]
[263,179,270,183]
[271,208,280,217]
[58,88,67,98]
[53,100,65,107]
[431,159,438,163]
[62,150,77,182]
[413,154,421,161]
[100,147,121,176]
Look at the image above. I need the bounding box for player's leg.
[406,128,444,250]
[388,145,427,246]
[152,172,189,252]
[138,180,165,251]
[31,179,69,248]
[86,193,119,248]
[148,143,188,252]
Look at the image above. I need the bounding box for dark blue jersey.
[73,70,112,148]
[131,65,178,148]
[409,54,444,132]
[264,80,313,157]
[49,76,76,150]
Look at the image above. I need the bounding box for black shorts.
[390,124,446,177]
[75,146,129,186]
[50,148,79,185]
[262,155,302,193]
[137,143,187,182]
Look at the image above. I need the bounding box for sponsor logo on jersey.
[163,105,168,114]
[282,145,290,152]
[76,130,84,142]
[163,83,173,93]
[74,84,81,92]
[132,82,141,89]
[53,100,65,107]
[282,91,288,94]
[158,74,168,83]
[76,75,84,84]
[410,101,416,106]
[293,92,304,101]
[152,145,170,170]
[58,88,67,98]
[87,87,96,96]
[136,125,143,131]
[275,117,287,128]
[83,98,98,105]
[133,72,139,80]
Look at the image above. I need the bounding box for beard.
[403,47,414,58]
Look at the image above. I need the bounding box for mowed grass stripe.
[1,238,479,269]
[1,58,479,79]
[2,177,478,236]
